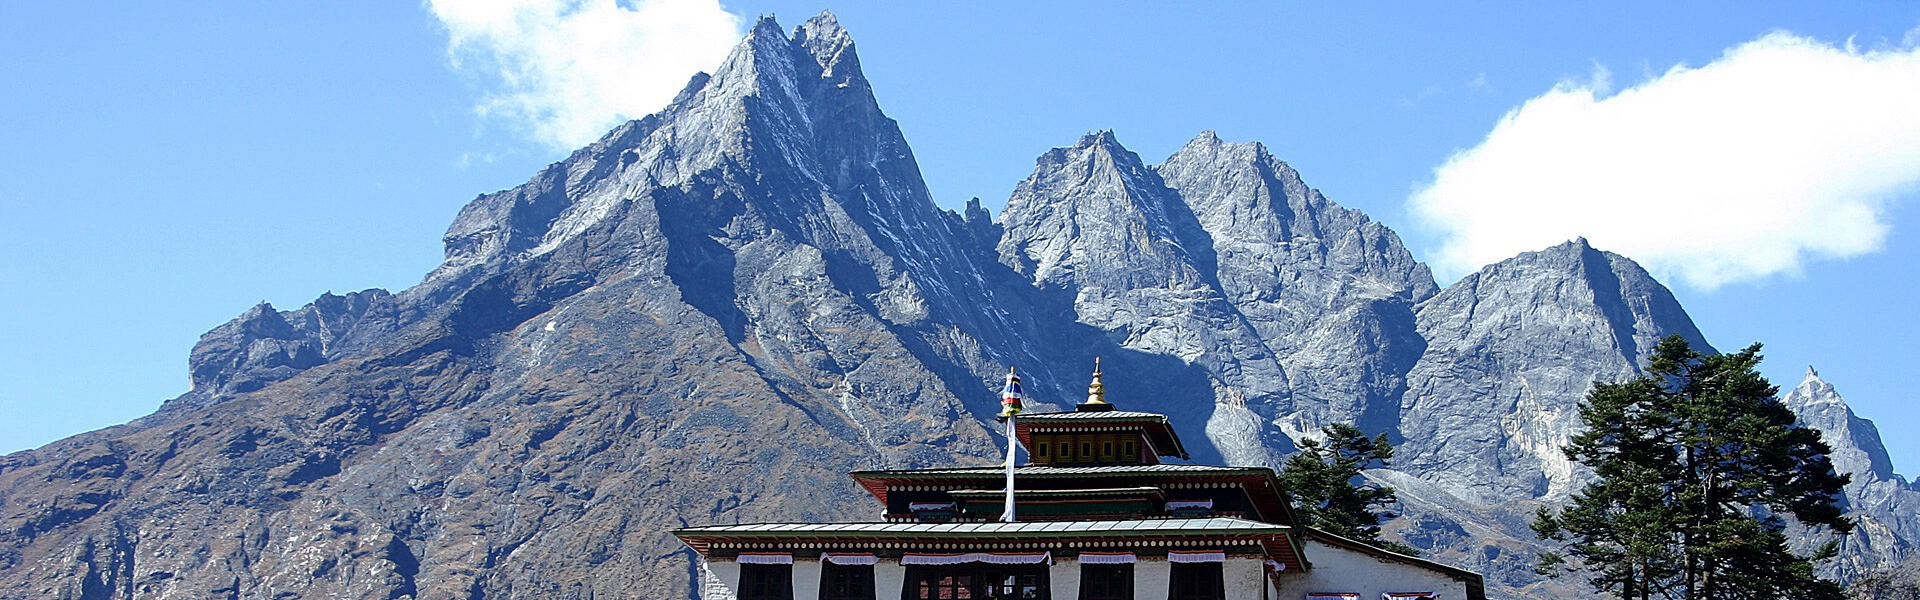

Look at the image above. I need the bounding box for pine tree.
[1277,423,1419,555]
[1533,335,1853,599]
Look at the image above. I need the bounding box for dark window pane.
[822,563,875,600]
[1168,562,1223,600]
[740,564,794,600]
[1080,563,1133,600]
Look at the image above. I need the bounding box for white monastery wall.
[793,558,822,600]
[1223,556,1266,599]
[700,558,740,600]
[1050,559,1082,600]
[1272,540,1473,599]
[1135,558,1171,600]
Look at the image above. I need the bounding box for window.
[1060,442,1073,460]
[1123,441,1137,460]
[1168,562,1223,600]
[1081,442,1093,459]
[1080,564,1132,600]
[1035,443,1049,459]
[986,572,1046,598]
[1102,441,1114,459]
[915,573,972,600]
[908,565,1048,600]
[740,564,794,600]
[821,563,875,600]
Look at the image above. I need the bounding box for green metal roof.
[852,464,1262,478]
[674,517,1288,538]
[1018,410,1168,421]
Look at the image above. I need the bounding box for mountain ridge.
[1,13,1909,600]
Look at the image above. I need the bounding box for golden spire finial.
[1085,357,1108,405]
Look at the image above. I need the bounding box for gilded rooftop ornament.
[1085,357,1108,405]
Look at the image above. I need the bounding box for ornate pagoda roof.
[1016,410,1186,457]
[672,517,1305,571]
[675,516,1283,536]
[850,464,1297,526]
[852,464,1257,477]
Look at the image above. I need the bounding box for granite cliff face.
[1,13,1912,600]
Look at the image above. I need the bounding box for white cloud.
[429,0,742,151]
[1410,31,1920,289]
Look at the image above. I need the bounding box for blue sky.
[3,2,1917,472]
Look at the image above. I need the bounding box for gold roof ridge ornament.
[1085,357,1108,405]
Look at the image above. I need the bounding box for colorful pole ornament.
[999,367,1024,418]
[1000,366,1023,522]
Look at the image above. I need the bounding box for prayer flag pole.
[998,367,1024,523]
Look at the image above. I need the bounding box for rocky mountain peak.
[1779,370,1920,578]
[180,289,394,403]
[793,11,858,79]
[234,302,295,339]
[1156,131,1437,303]
[746,14,788,48]
[996,131,1214,288]
[1398,240,1711,506]
[1785,368,1897,484]
[1169,129,1268,162]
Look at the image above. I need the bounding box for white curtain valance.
[901,552,1052,565]
[736,553,793,565]
[1165,500,1215,510]
[1306,595,1360,600]
[1076,552,1136,564]
[823,553,878,566]
[909,502,958,511]
[1382,594,1436,600]
[1167,550,1226,563]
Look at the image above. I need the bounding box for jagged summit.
[1781,369,1920,577]
[997,130,1215,288]
[793,11,857,77]
[1786,368,1897,482]
[1397,237,1711,506]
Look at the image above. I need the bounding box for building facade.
[675,369,1485,600]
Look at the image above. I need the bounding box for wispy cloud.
[429,0,742,151]
[1401,73,1496,108]
[1409,31,1920,289]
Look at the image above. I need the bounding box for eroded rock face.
[3,12,1912,600]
